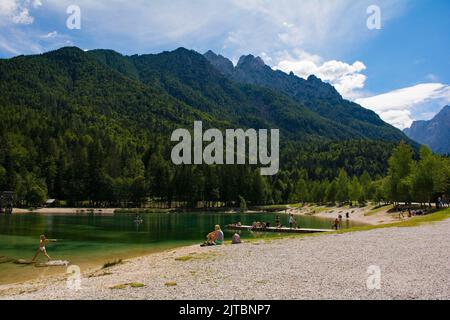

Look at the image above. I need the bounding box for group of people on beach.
[396,205,430,219]
[201,225,242,247]
[332,212,350,230]
[250,214,298,230]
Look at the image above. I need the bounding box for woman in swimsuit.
[31,235,53,262]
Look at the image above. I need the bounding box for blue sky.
[0,0,449,129]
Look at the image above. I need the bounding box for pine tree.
[360,171,373,202]
[386,141,414,204]
[326,180,338,204]
[335,169,349,204]
[348,176,363,205]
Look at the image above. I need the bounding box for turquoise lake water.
[0,212,359,284]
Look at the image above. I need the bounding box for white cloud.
[42,31,58,39]
[31,0,406,57]
[356,83,450,129]
[274,50,367,99]
[12,7,33,24]
[0,1,75,56]
[0,0,39,25]
[32,0,42,8]
[377,109,412,130]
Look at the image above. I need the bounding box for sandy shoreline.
[12,208,118,215]
[288,204,402,225]
[11,204,398,225]
[1,216,449,300]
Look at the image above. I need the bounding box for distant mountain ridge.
[203,50,400,141]
[404,105,450,154]
[204,50,341,102]
[0,46,412,144]
[69,46,408,142]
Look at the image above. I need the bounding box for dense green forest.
[1,47,442,208]
[286,142,450,207]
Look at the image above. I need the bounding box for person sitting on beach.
[214,225,224,245]
[231,233,242,244]
[31,235,55,262]
[252,221,264,229]
[202,225,225,247]
[203,230,218,246]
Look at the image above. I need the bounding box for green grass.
[110,282,146,289]
[174,255,194,262]
[337,208,450,234]
[305,206,329,215]
[287,203,304,208]
[253,204,290,212]
[239,208,450,243]
[165,282,177,287]
[129,282,145,288]
[174,252,219,262]
[88,271,113,278]
[364,204,393,216]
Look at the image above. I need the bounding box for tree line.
[1,112,449,209]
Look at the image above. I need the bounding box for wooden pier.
[226,225,334,234]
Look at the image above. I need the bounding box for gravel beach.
[1,219,449,300]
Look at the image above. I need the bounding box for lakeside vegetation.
[0,48,448,210]
[335,208,450,234]
[2,138,449,210]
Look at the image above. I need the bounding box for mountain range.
[0,46,416,202]
[404,105,450,154]
[0,47,409,141]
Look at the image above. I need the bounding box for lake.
[0,211,360,285]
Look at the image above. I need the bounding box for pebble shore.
[1,219,449,300]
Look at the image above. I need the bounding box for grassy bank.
[336,208,450,234]
[233,208,450,244]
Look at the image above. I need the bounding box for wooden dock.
[226,225,334,234]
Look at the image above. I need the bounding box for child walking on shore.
[31,235,54,262]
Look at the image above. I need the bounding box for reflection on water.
[0,212,361,284]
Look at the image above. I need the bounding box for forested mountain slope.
[0,47,413,206]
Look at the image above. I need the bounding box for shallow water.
[0,212,360,284]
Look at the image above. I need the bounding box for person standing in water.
[275,216,281,228]
[289,214,296,229]
[333,218,340,230]
[31,235,55,262]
